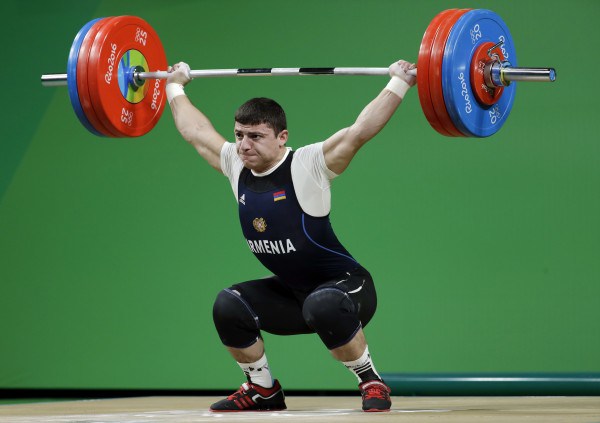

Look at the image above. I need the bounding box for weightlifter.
[166,59,416,412]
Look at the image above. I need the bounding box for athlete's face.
[234,122,288,173]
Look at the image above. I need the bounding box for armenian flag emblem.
[273,190,286,202]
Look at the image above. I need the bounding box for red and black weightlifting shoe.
[359,379,392,412]
[210,379,286,412]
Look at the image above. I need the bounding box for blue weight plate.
[67,17,105,136]
[442,9,517,137]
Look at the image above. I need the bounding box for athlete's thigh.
[230,276,313,336]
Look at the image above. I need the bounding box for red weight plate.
[417,9,458,137]
[429,8,471,137]
[87,16,167,137]
[470,41,505,106]
[76,17,117,137]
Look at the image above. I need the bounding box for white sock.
[343,346,382,384]
[237,353,273,388]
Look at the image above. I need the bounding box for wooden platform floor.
[0,396,599,422]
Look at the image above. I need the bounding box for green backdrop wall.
[1,0,599,390]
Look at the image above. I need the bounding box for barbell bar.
[41,11,556,138]
[41,64,555,86]
[41,67,402,87]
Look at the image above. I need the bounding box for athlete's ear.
[278,130,288,147]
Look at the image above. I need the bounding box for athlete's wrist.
[166,83,186,103]
[385,76,410,99]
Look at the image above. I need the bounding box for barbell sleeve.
[41,73,68,87]
[501,67,557,83]
[484,61,557,87]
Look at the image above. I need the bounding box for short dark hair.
[234,98,287,135]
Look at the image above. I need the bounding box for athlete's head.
[234,98,289,173]
[234,98,287,136]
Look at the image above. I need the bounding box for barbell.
[41,9,556,138]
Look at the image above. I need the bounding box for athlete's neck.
[251,148,291,177]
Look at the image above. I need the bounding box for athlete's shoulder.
[221,142,243,177]
[290,142,337,217]
[293,142,337,179]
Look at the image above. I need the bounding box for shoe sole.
[210,408,287,412]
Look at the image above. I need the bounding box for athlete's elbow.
[179,122,209,146]
[179,126,197,144]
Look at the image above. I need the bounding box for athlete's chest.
[237,153,299,229]
[239,181,301,234]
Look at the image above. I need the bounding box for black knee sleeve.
[212,288,260,348]
[302,287,361,349]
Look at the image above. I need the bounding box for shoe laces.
[227,382,250,400]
